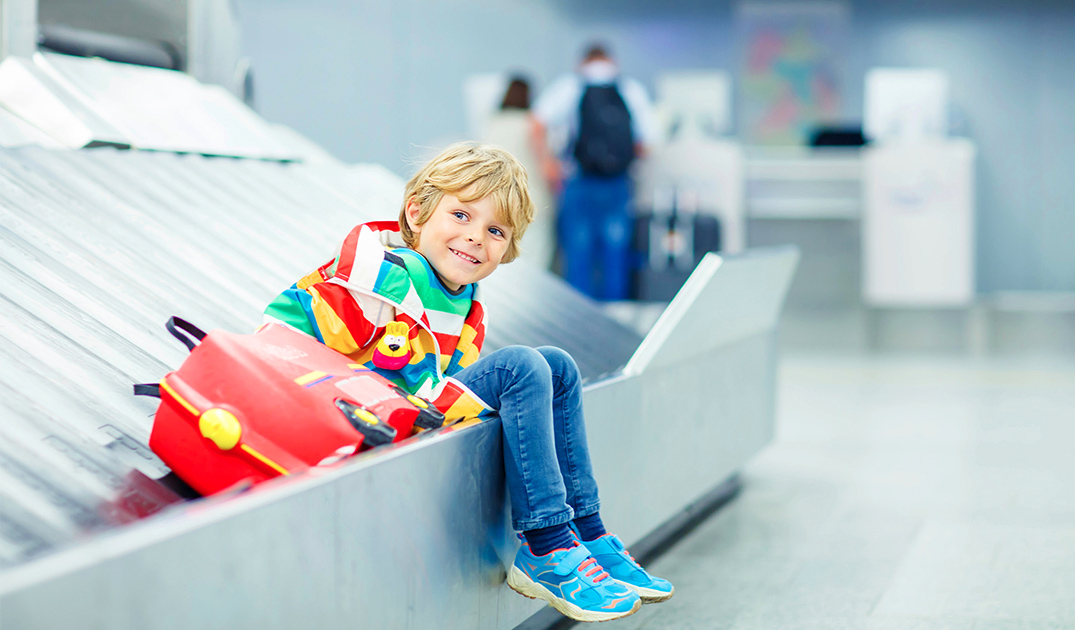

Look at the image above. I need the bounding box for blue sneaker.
[508,542,641,622]
[574,531,675,603]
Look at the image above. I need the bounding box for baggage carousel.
[0,53,798,629]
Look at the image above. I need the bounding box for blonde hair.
[399,142,534,264]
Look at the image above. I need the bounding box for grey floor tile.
[617,352,1075,630]
[865,616,978,630]
[873,520,1075,623]
[973,620,1075,630]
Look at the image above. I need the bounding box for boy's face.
[405,190,512,290]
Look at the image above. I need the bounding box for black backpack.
[573,84,634,176]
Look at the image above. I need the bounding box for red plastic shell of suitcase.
[148,321,444,496]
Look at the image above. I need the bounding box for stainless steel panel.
[39,0,245,95]
[0,55,128,148]
[482,260,642,382]
[598,333,779,544]
[35,51,297,158]
[0,106,63,148]
[37,0,189,61]
[0,0,38,59]
[0,53,301,158]
[628,247,799,374]
[1,424,535,630]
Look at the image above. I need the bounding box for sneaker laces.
[578,557,610,583]
[615,543,650,577]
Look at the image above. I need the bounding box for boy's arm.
[263,283,323,340]
[263,280,383,356]
[264,229,384,355]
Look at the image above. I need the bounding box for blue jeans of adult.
[559,173,632,301]
[453,345,600,531]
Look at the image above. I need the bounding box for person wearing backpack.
[531,43,657,300]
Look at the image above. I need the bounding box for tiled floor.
[613,352,1075,629]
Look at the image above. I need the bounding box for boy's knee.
[536,346,580,382]
[495,346,551,380]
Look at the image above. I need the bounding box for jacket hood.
[322,219,484,330]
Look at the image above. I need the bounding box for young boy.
[264,143,673,622]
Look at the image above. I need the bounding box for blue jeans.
[453,346,600,531]
[559,174,632,301]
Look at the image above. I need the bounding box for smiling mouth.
[450,249,481,264]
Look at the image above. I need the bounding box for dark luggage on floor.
[631,209,721,301]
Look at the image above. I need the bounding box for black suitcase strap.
[166,316,207,352]
[130,315,207,400]
[133,383,161,398]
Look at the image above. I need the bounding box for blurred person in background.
[484,76,556,270]
[531,43,657,300]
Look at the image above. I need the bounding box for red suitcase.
[139,317,445,496]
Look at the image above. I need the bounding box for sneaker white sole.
[507,565,641,623]
[617,579,675,603]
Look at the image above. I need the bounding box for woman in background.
[483,76,556,270]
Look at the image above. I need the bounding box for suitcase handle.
[166,317,207,352]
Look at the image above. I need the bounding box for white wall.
[237,0,737,169]
[237,0,1075,293]
[239,0,562,168]
[848,2,1075,292]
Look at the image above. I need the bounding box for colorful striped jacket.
[264,220,490,424]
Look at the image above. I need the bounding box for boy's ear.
[404,196,423,233]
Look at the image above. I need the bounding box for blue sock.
[573,512,607,542]
[524,523,576,557]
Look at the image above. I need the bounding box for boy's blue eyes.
[451,210,506,238]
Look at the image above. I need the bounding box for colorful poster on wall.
[737,2,848,145]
